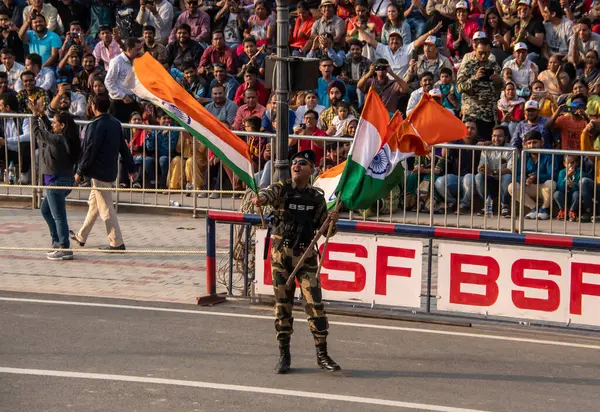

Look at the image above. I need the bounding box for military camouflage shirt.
[260,180,336,246]
[456,59,502,123]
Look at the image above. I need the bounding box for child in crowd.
[327,101,355,137]
[530,80,557,118]
[119,112,145,189]
[554,155,584,222]
[435,67,461,115]
[144,110,179,190]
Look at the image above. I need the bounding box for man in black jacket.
[70,93,135,251]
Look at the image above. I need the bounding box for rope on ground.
[0,246,229,254]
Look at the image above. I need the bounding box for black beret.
[291,149,316,165]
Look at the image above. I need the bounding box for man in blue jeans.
[434,119,480,213]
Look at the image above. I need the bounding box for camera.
[299,123,306,129]
[70,31,80,38]
[375,64,388,71]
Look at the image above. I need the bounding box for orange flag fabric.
[405,93,468,146]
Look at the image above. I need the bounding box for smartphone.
[563,106,578,114]
[485,68,495,79]
[299,123,306,129]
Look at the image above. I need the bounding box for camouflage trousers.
[271,243,329,347]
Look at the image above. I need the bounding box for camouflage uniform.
[259,180,335,346]
[456,58,502,123]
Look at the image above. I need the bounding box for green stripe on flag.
[163,108,257,192]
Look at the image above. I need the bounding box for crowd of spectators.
[0,0,600,222]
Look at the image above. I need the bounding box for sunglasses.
[292,159,310,166]
[56,77,69,84]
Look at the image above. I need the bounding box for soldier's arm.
[258,182,285,206]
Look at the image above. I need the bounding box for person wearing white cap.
[502,42,538,91]
[461,31,498,65]
[509,0,545,58]
[404,34,452,86]
[511,98,550,149]
[307,0,346,52]
[359,20,443,77]
[447,2,481,59]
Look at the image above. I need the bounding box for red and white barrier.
[438,243,600,327]
[255,230,423,308]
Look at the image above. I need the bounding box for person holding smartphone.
[546,95,589,150]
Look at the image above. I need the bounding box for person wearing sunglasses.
[253,149,341,375]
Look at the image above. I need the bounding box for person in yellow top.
[530,80,557,118]
[168,132,208,196]
[580,121,600,222]
[566,79,600,119]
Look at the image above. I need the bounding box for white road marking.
[1,296,599,350]
[0,366,489,412]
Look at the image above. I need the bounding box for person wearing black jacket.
[29,97,81,261]
[70,93,136,251]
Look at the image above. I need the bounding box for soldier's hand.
[253,194,266,206]
[328,210,340,224]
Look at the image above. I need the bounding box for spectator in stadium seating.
[340,39,371,108]
[136,0,174,45]
[169,131,208,195]
[541,2,572,62]
[307,0,346,52]
[435,66,461,114]
[546,94,590,150]
[483,8,511,63]
[508,130,558,220]
[0,47,22,87]
[60,21,93,60]
[0,11,24,63]
[16,70,50,113]
[294,90,326,127]
[232,87,266,130]
[57,45,83,82]
[145,109,178,189]
[380,3,411,46]
[434,118,480,214]
[498,81,525,138]
[564,78,600,117]
[538,54,571,99]
[74,53,103,96]
[346,0,384,47]
[581,120,600,219]
[457,38,503,142]
[404,35,452,87]
[105,37,143,123]
[318,81,359,130]
[93,25,122,69]
[13,53,55,93]
[50,77,86,118]
[233,65,268,106]
[0,72,17,99]
[447,1,479,60]
[0,1,24,30]
[578,50,600,93]
[503,42,538,92]
[511,99,549,149]
[246,0,275,50]
[405,71,434,115]
[530,80,557,118]
[209,61,238,100]
[291,108,328,165]
[568,17,600,66]
[403,0,427,39]
[290,1,314,54]
[166,23,205,72]
[553,154,586,221]
[179,63,208,102]
[89,0,115,38]
[23,0,62,34]
[119,111,145,189]
[359,22,442,78]
[359,59,408,114]
[507,0,545,65]
[19,13,61,67]
[317,57,346,106]
[205,83,238,125]
[141,24,167,62]
[237,36,266,78]
[198,30,237,76]
[261,92,295,134]
[475,125,514,217]
[0,92,31,180]
[169,0,210,45]
[213,0,246,50]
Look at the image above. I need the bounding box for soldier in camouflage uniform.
[253,150,341,374]
[456,37,503,140]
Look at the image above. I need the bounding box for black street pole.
[273,0,290,183]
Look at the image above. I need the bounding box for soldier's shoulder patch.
[312,186,325,197]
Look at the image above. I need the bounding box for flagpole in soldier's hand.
[285,199,342,288]
[315,198,341,280]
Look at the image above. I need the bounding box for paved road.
[2,292,600,412]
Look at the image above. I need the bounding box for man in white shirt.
[359,22,442,77]
[568,17,600,66]
[406,71,434,115]
[14,52,56,94]
[502,42,538,91]
[136,0,174,45]
[22,0,63,34]
[0,48,24,88]
[105,37,143,122]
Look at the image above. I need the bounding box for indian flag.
[125,53,256,191]
[314,161,345,210]
[336,90,411,210]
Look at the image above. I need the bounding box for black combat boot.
[274,344,291,374]
[316,343,341,372]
